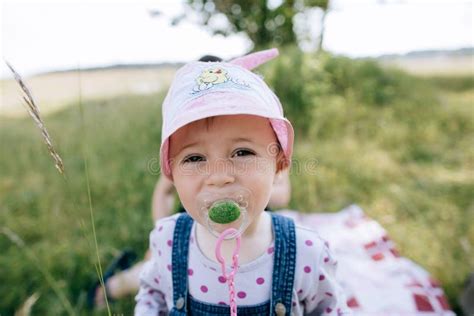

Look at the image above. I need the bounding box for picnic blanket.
[277,205,455,316]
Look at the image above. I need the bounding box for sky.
[1,0,472,78]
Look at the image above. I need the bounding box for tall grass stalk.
[5,61,111,315]
[4,61,65,175]
[76,65,111,315]
[4,61,75,315]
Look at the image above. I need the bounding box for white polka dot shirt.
[135,213,351,315]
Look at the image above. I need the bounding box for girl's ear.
[273,168,285,184]
[275,148,288,174]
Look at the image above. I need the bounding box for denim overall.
[169,212,297,316]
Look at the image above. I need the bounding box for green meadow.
[1,50,473,315]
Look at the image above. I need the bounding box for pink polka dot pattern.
[143,215,350,312]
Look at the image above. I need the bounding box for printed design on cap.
[192,66,250,94]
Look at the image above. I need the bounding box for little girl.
[135,48,351,315]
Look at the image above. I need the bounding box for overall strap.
[171,213,194,314]
[270,213,297,316]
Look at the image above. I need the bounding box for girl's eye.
[183,155,204,163]
[233,149,255,158]
[182,150,254,163]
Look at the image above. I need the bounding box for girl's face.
[169,114,283,234]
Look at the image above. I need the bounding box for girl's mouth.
[197,188,252,239]
[208,199,241,224]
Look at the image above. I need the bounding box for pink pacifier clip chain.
[215,228,241,316]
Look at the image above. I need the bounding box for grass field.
[0,51,473,315]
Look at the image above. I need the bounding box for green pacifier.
[198,189,250,239]
[209,200,241,224]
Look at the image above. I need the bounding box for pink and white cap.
[160,48,294,180]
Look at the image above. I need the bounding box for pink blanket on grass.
[277,205,455,316]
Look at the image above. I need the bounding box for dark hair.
[198,55,223,62]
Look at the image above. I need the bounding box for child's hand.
[151,176,176,222]
[269,169,291,209]
[157,175,175,193]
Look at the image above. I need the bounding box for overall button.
[275,302,286,316]
[175,297,185,309]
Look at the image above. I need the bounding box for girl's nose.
[204,160,235,187]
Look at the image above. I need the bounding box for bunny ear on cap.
[228,48,279,70]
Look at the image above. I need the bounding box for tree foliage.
[184,0,329,50]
